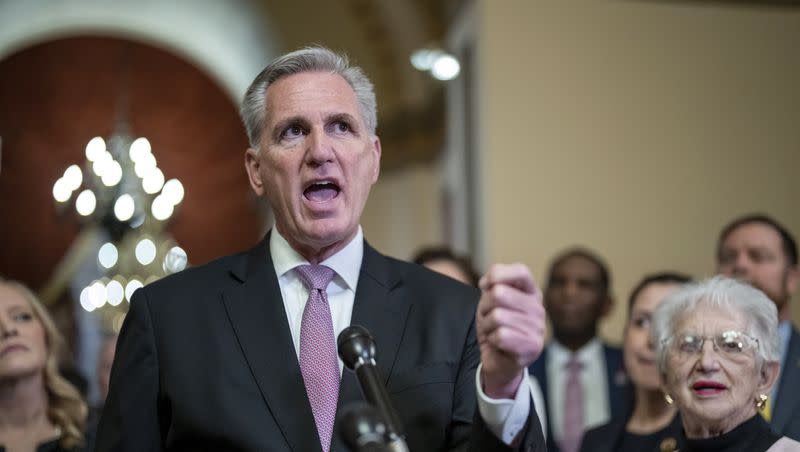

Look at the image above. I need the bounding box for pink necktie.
[296,264,339,452]
[561,355,584,452]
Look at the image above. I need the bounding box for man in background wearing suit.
[716,214,800,441]
[529,248,627,452]
[96,47,547,452]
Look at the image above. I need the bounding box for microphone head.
[337,325,376,370]
[338,402,389,451]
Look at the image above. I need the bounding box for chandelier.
[52,122,187,330]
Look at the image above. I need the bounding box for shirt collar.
[269,226,363,291]
[549,337,603,366]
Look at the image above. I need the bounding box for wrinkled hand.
[476,263,545,399]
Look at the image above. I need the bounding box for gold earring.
[756,394,768,409]
[664,393,674,405]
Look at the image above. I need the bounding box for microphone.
[338,402,390,452]
[337,325,409,452]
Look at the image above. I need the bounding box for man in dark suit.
[529,248,628,452]
[716,214,800,441]
[96,47,547,452]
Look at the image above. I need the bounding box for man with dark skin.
[529,248,627,452]
[545,252,612,352]
[716,214,800,441]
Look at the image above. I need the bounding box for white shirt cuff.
[475,363,531,445]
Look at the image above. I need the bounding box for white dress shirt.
[269,226,532,445]
[545,338,611,443]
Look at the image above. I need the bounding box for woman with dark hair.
[0,277,87,451]
[579,272,691,452]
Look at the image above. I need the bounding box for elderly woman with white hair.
[651,276,800,451]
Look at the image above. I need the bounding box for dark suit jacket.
[96,237,546,452]
[772,326,800,441]
[528,342,628,452]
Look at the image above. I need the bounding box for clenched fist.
[476,263,546,399]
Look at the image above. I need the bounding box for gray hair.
[240,46,378,148]
[651,276,780,374]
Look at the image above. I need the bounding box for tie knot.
[295,264,336,290]
[566,355,582,371]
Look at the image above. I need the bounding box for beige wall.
[478,1,800,343]
[362,162,442,261]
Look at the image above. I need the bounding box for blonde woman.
[0,277,87,451]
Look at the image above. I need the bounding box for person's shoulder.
[602,341,623,354]
[132,247,253,311]
[579,419,624,452]
[148,248,248,289]
[767,436,800,452]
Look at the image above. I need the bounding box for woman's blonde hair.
[1,277,87,448]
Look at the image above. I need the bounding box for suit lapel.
[773,327,800,433]
[332,242,411,452]
[222,235,321,452]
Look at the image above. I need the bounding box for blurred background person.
[85,333,117,451]
[580,272,691,452]
[530,247,627,452]
[653,276,800,452]
[0,277,87,451]
[412,245,548,437]
[412,246,480,287]
[716,214,800,440]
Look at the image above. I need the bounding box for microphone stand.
[338,325,410,452]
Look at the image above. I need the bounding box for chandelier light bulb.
[125,279,144,302]
[113,194,135,221]
[135,238,157,265]
[129,137,152,162]
[63,164,83,191]
[85,136,106,162]
[152,194,174,221]
[92,151,114,177]
[101,160,123,187]
[142,168,165,194]
[162,179,185,205]
[98,242,119,269]
[75,189,97,216]
[106,280,125,306]
[89,281,107,308]
[52,178,72,203]
[79,286,95,312]
[134,152,157,178]
[163,246,188,273]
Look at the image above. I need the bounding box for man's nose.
[305,129,335,165]
[730,254,751,278]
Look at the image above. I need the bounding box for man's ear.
[244,147,265,196]
[786,265,799,296]
[600,294,614,317]
[757,360,780,396]
[370,136,381,184]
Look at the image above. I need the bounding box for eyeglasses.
[663,330,759,357]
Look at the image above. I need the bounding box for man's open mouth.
[303,181,341,202]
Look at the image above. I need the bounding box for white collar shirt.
[270,225,363,375]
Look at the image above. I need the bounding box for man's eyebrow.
[326,112,359,128]
[270,116,310,141]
